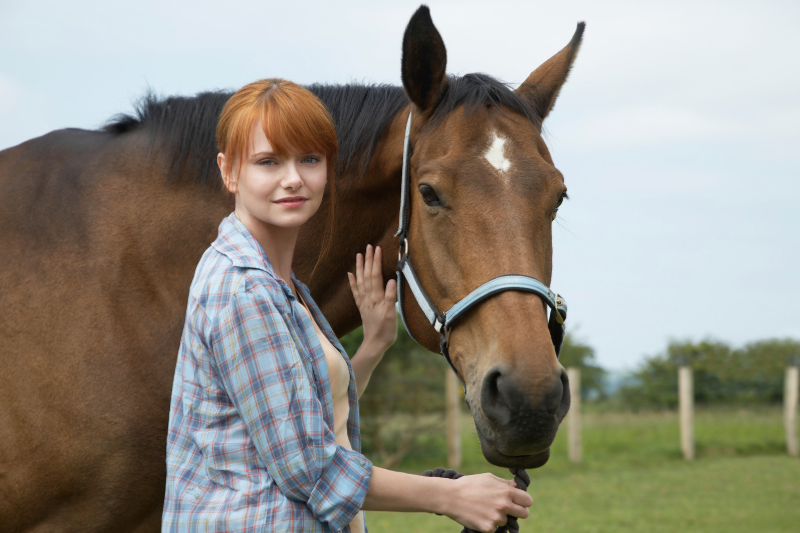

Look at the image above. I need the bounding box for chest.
[294,301,351,403]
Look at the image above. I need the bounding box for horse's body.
[0,7,583,531]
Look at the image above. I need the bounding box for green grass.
[365,407,800,532]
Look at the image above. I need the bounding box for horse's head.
[398,7,584,469]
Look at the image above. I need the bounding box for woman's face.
[219,118,327,229]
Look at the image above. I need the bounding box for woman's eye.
[418,185,442,206]
[258,159,277,166]
[302,156,320,164]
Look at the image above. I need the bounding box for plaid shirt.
[163,213,372,532]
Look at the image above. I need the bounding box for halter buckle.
[553,293,565,325]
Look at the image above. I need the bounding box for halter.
[394,112,568,379]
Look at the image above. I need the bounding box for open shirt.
[163,213,372,532]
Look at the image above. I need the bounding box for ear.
[401,5,448,113]
[515,22,585,122]
[217,152,237,194]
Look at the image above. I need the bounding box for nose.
[480,363,570,452]
[281,161,304,190]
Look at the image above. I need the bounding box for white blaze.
[484,132,511,178]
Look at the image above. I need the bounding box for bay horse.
[0,6,583,532]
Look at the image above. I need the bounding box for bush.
[619,338,800,409]
[340,318,449,467]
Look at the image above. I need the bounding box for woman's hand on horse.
[348,245,398,355]
[446,473,532,533]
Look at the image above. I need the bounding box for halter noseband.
[394,112,568,380]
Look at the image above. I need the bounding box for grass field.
[366,407,800,532]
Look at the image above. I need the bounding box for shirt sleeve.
[211,279,372,532]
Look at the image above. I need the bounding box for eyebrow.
[250,151,278,159]
[250,150,324,159]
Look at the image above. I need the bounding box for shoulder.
[190,246,289,320]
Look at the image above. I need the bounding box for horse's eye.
[556,191,569,210]
[418,184,443,206]
[553,192,568,221]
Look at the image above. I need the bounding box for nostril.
[481,367,512,426]
[481,367,501,407]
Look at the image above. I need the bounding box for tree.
[619,339,730,409]
[618,338,800,409]
[558,333,607,400]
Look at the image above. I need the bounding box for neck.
[234,205,298,287]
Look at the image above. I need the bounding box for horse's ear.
[402,5,448,113]
[515,22,585,123]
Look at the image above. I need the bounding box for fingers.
[510,487,533,508]
[355,251,364,301]
[490,476,531,509]
[355,245,388,302]
[371,245,383,303]
[505,502,530,520]
[354,244,394,315]
[347,272,360,306]
[364,244,374,295]
[384,278,397,304]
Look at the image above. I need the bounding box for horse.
[0,6,583,531]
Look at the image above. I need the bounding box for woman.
[162,79,532,533]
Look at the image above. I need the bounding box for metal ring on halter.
[398,238,409,260]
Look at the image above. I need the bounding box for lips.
[470,405,554,468]
[477,431,552,469]
[274,196,308,207]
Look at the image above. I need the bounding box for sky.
[1,0,798,370]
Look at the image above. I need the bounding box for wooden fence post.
[679,365,695,460]
[567,367,582,463]
[446,370,462,469]
[785,363,799,458]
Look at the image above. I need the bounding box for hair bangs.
[259,86,337,162]
[216,79,338,180]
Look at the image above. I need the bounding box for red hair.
[216,79,338,277]
[216,78,337,180]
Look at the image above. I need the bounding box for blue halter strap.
[394,112,568,379]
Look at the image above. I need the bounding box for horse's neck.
[295,109,408,337]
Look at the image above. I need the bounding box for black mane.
[306,84,408,178]
[102,75,536,188]
[432,73,541,129]
[103,91,231,189]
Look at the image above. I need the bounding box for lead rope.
[422,467,531,533]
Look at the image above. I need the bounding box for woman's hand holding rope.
[424,468,532,533]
